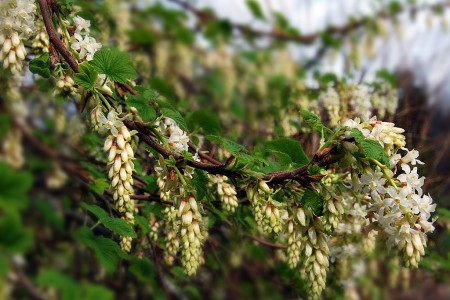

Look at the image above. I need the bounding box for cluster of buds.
[286,218,302,269]
[148,215,159,243]
[55,75,77,96]
[247,181,285,233]
[208,175,238,213]
[178,196,206,275]
[0,31,27,74]
[162,207,180,266]
[0,0,37,74]
[319,171,345,232]
[0,129,24,169]
[303,221,330,300]
[104,125,136,252]
[32,29,49,54]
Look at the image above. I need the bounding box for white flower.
[73,16,91,34]
[400,148,424,173]
[98,111,123,136]
[397,167,425,196]
[71,33,101,61]
[360,168,386,199]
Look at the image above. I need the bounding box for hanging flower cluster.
[208,174,239,213]
[0,0,38,74]
[101,111,137,252]
[343,117,435,267]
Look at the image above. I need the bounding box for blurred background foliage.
[0,0,450,299]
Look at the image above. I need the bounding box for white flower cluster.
[102,112,137,252]
[343,117,435,268]
[319,86,341,128]
[208,175,238,213]
[70,16,101,61]
[0,0,38,74]
[160,118,190,152]
[350,85,372,121]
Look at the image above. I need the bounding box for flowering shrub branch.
[0,0,443,299]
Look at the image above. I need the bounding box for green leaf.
[74,62,98,91]
[81,203,109,220]
[127,95,157,122]
[36,270,81,300]
[160,108,188,131]
[74,227,123,274]
[29,53,50,78]
[266,138,309,166]
[84,284,114,300]
[0,163,33,213]
[89,47,137,83]
[301,110,333,136]
[246,0,266,20]
[192,169,209,200]
[135,215,150,234]
[56,0,73,16]
[376,69,397,86]
[300,189,324,216]
[81,204,136,238]
[101,217,137,238]
[351,128,390,167]
[88,178,109,195]
[0,213,33,254]
[130,257,155,282]
[187,109,222,135]
[206,135,245,154]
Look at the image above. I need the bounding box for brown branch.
[38,0,79,72]
[248,235,287,250]
[12,261,45,300]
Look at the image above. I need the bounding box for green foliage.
[192,169,209,200]
[266,138,310,167]
[29,53,51,78]
[0,114,11,140]
[376,69,397,86]
[351,128,390,167]
[300,189,324,216]
[56,0,74,16]
[89,47,137,83]
[74,227,125,274]
[246,0,266,20]
[0,163,33,212]
[187,109,222,135]
[301,110,333,136]
[130,257,156,283]
[127,95,157,122]
[81,204,136,238]
[0,213,33,254]
[36,270,114,300]
[89,178,109,195]
[74,62,98,91]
